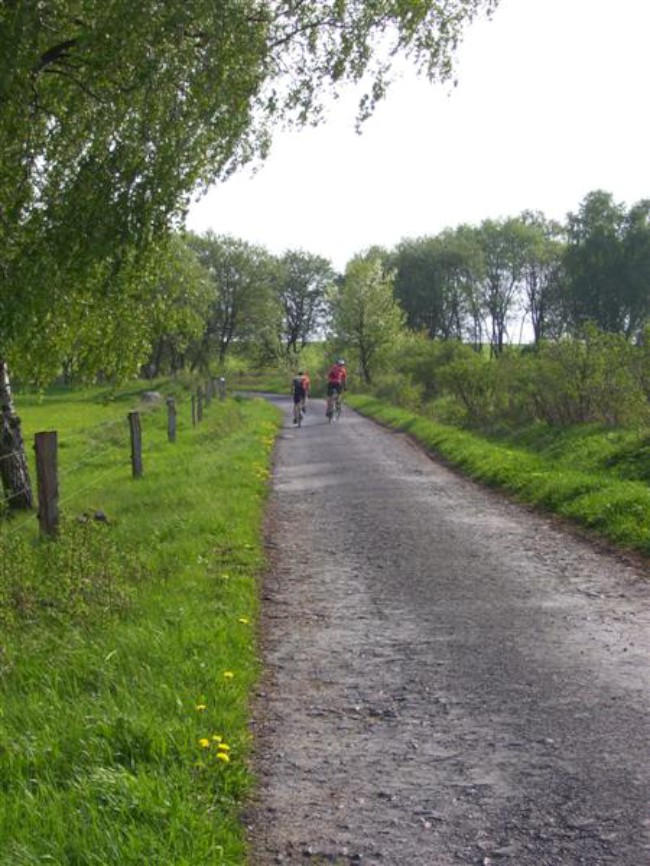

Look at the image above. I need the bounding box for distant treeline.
[5,189,650,394]
[387,189,650,353]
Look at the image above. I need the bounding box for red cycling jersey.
[327,363,347,387]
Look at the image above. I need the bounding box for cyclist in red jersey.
[326,359,347,415]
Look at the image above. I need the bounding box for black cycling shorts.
[327,382,342,396]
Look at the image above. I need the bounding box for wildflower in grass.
[217,743,230,753]
[211,734,222,742]
[195,704,207,712]
[198,738,211,748]
[252,463,270,480]
[223,670,234,680]
[216,752,230,763]
[238,617,250,625]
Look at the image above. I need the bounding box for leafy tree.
[517,212,567,344]
[144,236,213,377]
[329,253,405,384]
[275,251,334,354]
[621,200,650,338]
[563,191,629,334]
[1,0,498,367]
[186,233,280,370]
[1,1,269,376]
[391,228,484,342]
[476,218,529,355]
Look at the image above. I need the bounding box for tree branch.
[32,39,79,75]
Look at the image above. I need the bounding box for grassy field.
[7,376,648,862]
[0,384,280,864]
[349,394,650,557]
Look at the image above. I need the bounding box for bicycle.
[326,391,343,423]
[293,400,303,427]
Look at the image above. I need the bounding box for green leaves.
[329,251,405,383]
[275,250,334,354]
[1,0,498,382]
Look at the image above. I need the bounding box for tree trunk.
[0,360,34,511]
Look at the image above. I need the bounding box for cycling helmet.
[297,370,304,375]
[337,358,346,365]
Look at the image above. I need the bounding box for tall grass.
[0,384,280,864]
[349,394,650,555]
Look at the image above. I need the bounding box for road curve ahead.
[248,395,650,866]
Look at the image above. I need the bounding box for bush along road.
[247,395,650,865]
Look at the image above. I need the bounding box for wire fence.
[0,378,227,538]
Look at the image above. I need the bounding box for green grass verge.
[349,394,650,556]
[1,384,281,864]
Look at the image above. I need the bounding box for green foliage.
[275,251,334,355]
[143,236,214,377]
[185,232,282,370]
[357,324,650,431]
[0,384,281,863]
[527,328,646,426]
[2,0,496,381]
[390,230,483,340]
[564,191,628,333]
[370,373,425,411]
[329,252,406,384]
[0,520,134,630]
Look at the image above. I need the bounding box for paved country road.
[246,395,650,866]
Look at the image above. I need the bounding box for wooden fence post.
[34,431,58,537]
[166,397,177,443]
[218,377,226,400]
[197,387,204,422]
[128,411,143,478]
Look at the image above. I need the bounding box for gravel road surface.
[247,395,650,866]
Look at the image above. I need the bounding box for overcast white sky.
[186,0,650,273]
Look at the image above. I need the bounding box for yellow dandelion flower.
[198,738,211,749]
[211,734,223,742]
[223,671,234,680]
[238,617,250,625]
[216,752,230,763]
[217,743,230,752]
[195,704,207,712]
